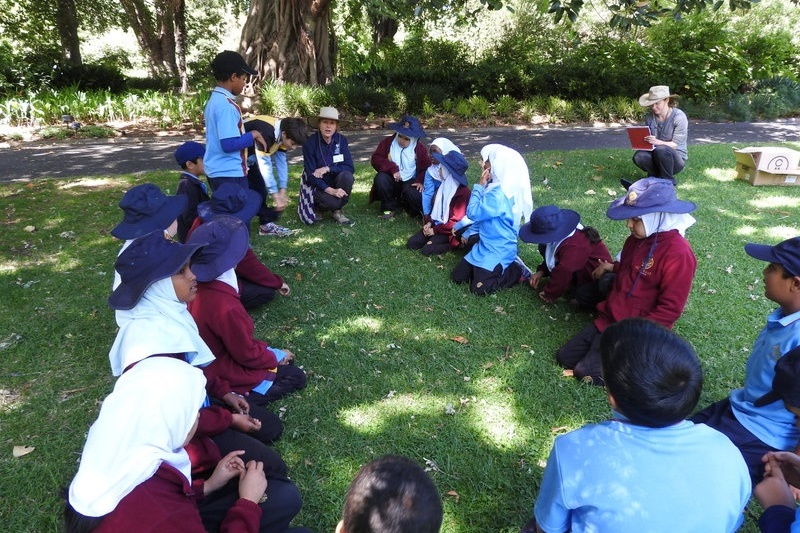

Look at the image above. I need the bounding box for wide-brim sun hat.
[111,183,188,240]
[388,115,426,138]
[432,151,469,187]
[309,106,340,128]
[606,177,696,220]
[109,232,207,310]
[197,182,261,224]
[520,205,581,244]
[744,236,800,277]
[187,215,249,282]
[639,85,678,107]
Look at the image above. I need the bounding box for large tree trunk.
[118,0,179,78]
[173,0,189,92]
[55,0,82,66]
[370,15,398,46]
[240,0,334,87]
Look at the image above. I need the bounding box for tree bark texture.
[240,0,334,86]
[118,0,179,78]
[56,0,82,66]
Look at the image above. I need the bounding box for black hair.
[580,226,602,244]
[600,318,703,428]
[63,500,104,533]
[341,455,443,533]
[281,117,309,145]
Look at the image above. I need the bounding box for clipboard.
[627,126,654,151]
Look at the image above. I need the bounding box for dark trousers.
[451,259,522,296]
[572,272,616,311]
[248,364,307,407]
[209,176,248,192]
[555,322,604,385]
[247,165,282,225]
[210,428,287,478]
[372,172,422,216]
[199,476,308,533]
[407,231,451,256]
[313,171,355,211]
[632,145,685,183]
[690,398,778,486]
[240,278,276,310]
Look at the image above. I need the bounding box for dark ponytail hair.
[581,226,602,244]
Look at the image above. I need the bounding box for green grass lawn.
[2,141,800,532]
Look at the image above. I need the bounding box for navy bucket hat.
[388,115,426,139]
[606,177,696,220]
[520,205,581,244]
[197,183,261,224]
[109,232,206,310]
[111,184,188,240]
[745,236,800,277]
[754,345,800,408]
[187,215,249,282]
[432,151,469,186]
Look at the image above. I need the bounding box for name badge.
[333,154,344,163]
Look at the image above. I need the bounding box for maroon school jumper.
[92,463,261,533]
[536,231,613,301]
[425,185,471,249]
[188,280,279,394]
[370,135,431,185]
[594,229,697,332]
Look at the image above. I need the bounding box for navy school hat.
[388,115,426,139]
[111,183,188,240]
[187,215,249,282]
[520,205,581,244]
[109,232,207,310]
[754,345,800,408]
[197,183,261,224]
[175,141,206,166]
[210,50,257,79]
[744,236,800,277]
[606,177,696,220]
[432,151,469,187]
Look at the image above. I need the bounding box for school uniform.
[451,183,521,295]
[535,231,613,301]
[302,131,355,211]
[243,116,287,225]
[408,185,470,255]
[176,171,210,243]
[188,280,306,405]
[534,417,750,533]
[370,134,431,216]
[204,87,252,188]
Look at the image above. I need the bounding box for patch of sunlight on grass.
[0,249,77,273]
[342,316,383,333]
[704,167,736,182]
[470,376,524,448]
[59,178,118,190]
[293,235,324,246]
[0,388,24,413]
[735,225,759,237]
[764,225,799,240]
[389,237,407,247]
[751,196,800,209]
[340,393,440,434]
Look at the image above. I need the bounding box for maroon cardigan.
[424,185,471,249]
[370,135,431,184]
[536,231,613,301]
[92,463,261,533]
[594,229,697,332]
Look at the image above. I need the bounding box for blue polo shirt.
[730,307,800,450]
[203,87,252,179]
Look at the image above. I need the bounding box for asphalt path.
[0,119,798,182]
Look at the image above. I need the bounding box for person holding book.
[631,85,688,185]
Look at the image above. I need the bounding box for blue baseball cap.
[745,236,800,277]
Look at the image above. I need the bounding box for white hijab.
[480,144,534,230]
[427,138,462,184]
[640,212,696,237]
[389,133,419,182]
[68,357,206,517]
[544,223,584,271]
[109,277,215,376]
[431,165,461,225]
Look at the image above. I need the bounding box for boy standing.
[244,114,308,235]
[336,455,442,533]
[526,318,750,533]
[204,50,266,192]
[692,236,800,483]
[174,140,210,243]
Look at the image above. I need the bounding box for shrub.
[494,95,518,118]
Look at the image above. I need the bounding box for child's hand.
[411,182,424,192]
[280,349,295,365]
[222,392,249,414]
[765,451,800,489]
[272,191,288,211]
[279,283,291,296]
[755,454,796,509]
[231,413,262,433]
[205,450,246,495]
[479,168,491,186]
[529,271,544,288]
[251,130,268,152]
[592,260,614,280]
[538,291,554,304]
[239,460,269,504]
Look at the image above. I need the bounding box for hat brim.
[606,198,696,220]
[197,188,261,224]
[638,94,678,106]
[108,239,204,310]
[432,153,468,187]
[519,210,581,244]
[388,123,426,139]
[744,243,778,264]
[111,195,188,240]
[189,219,249,282]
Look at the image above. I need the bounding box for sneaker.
[259,222,294,237]
[331,210,353,225]
[379,210,396,220]
[514,256,533,283]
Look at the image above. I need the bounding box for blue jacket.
[465,184,517,271]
